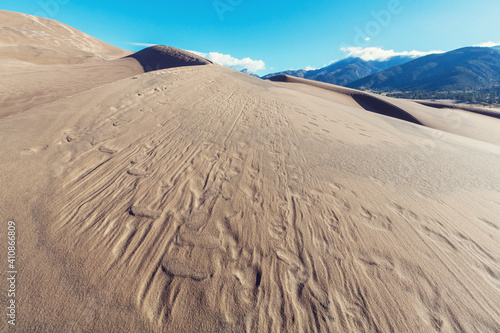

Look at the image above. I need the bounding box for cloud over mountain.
[340,47,444,62]
[189,50,265,73]
[128,42,157,47]
[474,41,500,47]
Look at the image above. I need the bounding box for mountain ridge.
[262,55,416,85]
[348,47,500,91]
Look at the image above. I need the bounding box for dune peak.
[126,45,212,72]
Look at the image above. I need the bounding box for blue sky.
[2,0,499,74]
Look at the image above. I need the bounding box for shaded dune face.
[267,75,422,125]
[352,95,422,125]
[126,45,213,72]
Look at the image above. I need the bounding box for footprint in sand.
[99,146,117,154]
[129,206,161,219]
[360,207,393,231]
[21,145,48,155]
[127,168,150,177]
[161,258,211,281]
[65,132,79,143]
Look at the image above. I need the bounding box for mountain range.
[263,46,500,93]
[262,56,414,86]
[348,47,500,91]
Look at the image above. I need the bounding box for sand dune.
[1,12,500,333]
[268,74,500,146]
[267,74,423,125]
[415,100,500,119]
[128,45,213,72]
[0,10,131,65]
[0,45,213,118]
[0,58,142,118]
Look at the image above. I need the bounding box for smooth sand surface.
[0,46,211,119]
[270,75,500,146]
[1,12,500,333]
[416,100,500,119]
[0,58,143,118]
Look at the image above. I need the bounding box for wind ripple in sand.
[7,63,499,332]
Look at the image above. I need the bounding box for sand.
[1,11,500,333]
[0,10,131,65]
[269,75,500,146]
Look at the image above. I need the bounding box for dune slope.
[127,45,213,72]
[0,10,131,65]
[0,45,212,118]
[1,60,500,333]
[268,74,500,146]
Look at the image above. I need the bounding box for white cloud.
[473,41,500,47]
[128,42,157,47]
[186,50,206,58]
[365,37,371,42]
[339,47,444,61]
[188,50,265,73]
[305,66,317,71]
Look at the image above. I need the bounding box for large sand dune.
[0,46,213,118]
[267,74,500,146]
[1,11,500,333]
[0,10,131,65]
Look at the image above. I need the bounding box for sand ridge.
[0,44,213,119]
[0,10,131,65]
[415,100,500,119]
[268,74,500,146]
[127,45,213,72]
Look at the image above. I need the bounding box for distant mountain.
[240,69,260,78]
[305,56,415,86]
[262,69,308,79]
[348,47,500,92]
[262,56,414,85]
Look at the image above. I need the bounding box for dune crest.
[0,10,131,65]
[268,74,500,146]
[267,74,423,125]
[126,45,212,72]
